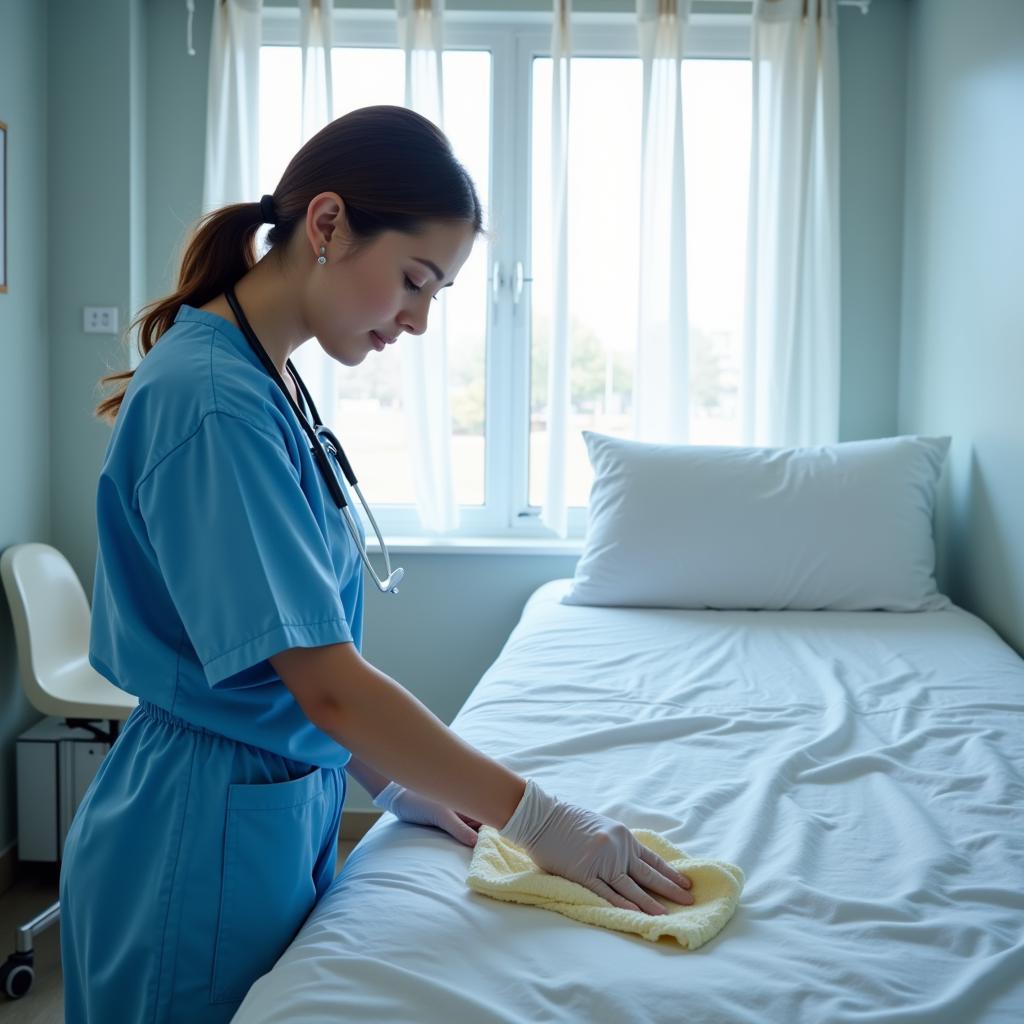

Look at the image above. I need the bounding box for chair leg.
[1,899,59,1000]
[1,897,59,999]
[16,899,59,954]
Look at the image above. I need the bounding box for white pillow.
[562,432,953,612]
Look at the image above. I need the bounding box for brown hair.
[95,104,487,423]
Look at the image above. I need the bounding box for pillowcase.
[561,431,952,612]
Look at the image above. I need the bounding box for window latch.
[491,260,503,303]
[491,261,532,307]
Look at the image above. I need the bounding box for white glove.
[373,782,480,848]
[371,781,404,814]
[498,778,693,915]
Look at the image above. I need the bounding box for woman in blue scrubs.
[60,105,482,1023]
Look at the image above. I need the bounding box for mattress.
[232,578,1024,1023]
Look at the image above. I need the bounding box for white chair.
[0,542,137,1001]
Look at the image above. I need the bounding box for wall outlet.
[83,307,119,334]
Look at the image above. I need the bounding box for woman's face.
[301,193,477,366]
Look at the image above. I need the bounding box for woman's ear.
[305,192,346,255]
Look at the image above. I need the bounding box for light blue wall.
[0,0,146,858]
[145,0,211,309]
[838,0,909,442]
[0,0,52,859]
[49,0,146,613]
[898,0,1024,657]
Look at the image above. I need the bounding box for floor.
[0,837,361,1023]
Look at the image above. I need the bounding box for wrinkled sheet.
[233,579,1024,1023]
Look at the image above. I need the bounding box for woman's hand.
[373,782,482,848]
[499,779,694,914]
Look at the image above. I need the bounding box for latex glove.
[373,782,481,848]
[498,778,694,916]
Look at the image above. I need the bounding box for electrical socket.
[83,307,119,334]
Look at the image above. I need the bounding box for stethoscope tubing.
[223,285,403,594]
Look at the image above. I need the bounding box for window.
[259,8,751,538]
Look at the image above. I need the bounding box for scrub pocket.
[210,765,329,1004]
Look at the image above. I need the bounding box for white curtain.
[298,0,334,140]
[288,0,337,427]
[202,0,263,213]
[393,0,459,533]
[539,0,573,538]
[634,0,692,443]
[742,0,841,446]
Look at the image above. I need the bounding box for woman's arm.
[345,753,391,801]
[270,641,526,830]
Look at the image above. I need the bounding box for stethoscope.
[224,285,405,595]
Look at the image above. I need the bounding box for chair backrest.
[0,543,93,711]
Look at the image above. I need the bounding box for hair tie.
[259,194,277,225]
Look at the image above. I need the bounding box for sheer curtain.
[394,0,460,533]
[288,0,338,426]
[634,0,692,443]
[298,0,334,140]
[741,0,841,446]
[203,0,263,212]
[539,0,573,538]
[540,0,694,536]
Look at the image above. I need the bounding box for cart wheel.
[1,952,34,999]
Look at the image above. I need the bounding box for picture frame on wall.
[0,121,6,294]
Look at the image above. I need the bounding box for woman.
[62,104,693,1023]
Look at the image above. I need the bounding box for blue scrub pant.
[59,700,346,1023]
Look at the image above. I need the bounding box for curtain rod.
[252,1,872,11]
[229,0,872,14]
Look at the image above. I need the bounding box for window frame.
[260,5,751,540]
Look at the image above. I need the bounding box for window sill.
[364,535,586,556]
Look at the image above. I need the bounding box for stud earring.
[317,245,327,265]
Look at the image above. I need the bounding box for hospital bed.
[232,575,1024,1023]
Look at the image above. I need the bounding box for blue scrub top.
[89,303,366,768]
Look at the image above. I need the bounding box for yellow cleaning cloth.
[467,826,744,949]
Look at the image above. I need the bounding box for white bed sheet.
[233,579,1024,1023]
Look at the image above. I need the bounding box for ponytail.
[95,201,266,424]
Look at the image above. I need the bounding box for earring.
[317,245,327,265]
